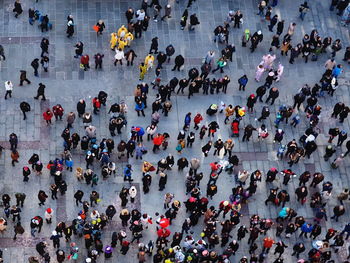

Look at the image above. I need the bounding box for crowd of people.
[1,0,350,263]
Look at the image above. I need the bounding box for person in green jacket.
[212,57,227,73]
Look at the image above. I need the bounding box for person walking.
[161,4,172,21]
[13,0,23,18]
[265,87,279,105]
[331,205,345,222]
[43,109,53,125]
[238,75,248,91]
[19,70,31,86]
[299,2,309,20]
[13,221,24,240]
[34,83,46,100]
[38,190,48,206]
[4,81,13,100]
[11,150,19,166]
[66,15,74,37]
[31,58,40,76]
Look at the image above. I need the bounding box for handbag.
[93,25,99,32]
[80,63,84,69]
[261,132,269,138]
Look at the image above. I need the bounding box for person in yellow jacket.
[139,63,147,81]
[125,32,134,47]
[110,33,118,50]
[117,25,128,38]
[117,37,128,50]
[144,54,154,70]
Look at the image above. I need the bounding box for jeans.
[31,228,37,237]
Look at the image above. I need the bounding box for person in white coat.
[276,63,284,82]
[114,48,124,66]
[5,80,13,100]
[129,186,137,203]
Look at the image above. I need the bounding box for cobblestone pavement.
[1,0,350,262]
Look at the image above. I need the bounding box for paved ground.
[1,0,350,262]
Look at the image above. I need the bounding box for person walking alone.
[4,81,13,100]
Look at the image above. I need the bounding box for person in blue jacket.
[183,112,191,131]
[124,164,133,182]
[238,75,248,91]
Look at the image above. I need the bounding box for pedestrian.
[331,205,345,221]
[13,221,24,240]
[11,150,19,166]
[52,104,64,121]
[66,15,74,37]
[268,15,278,32]
[13,0,23,18]
[149,37,159,54]
[38,190,48,206]
[19,70,31,86]
[40,56,49,72]
[74,41,84,58]
[66,112,76,128]
[189,13,200,31]
[31,58,39,76]
[161,4,172,21]
[34,83,46,100]
[95,19,105,35]
[45,208,53,224]
[40,38,49,57]
[212,57,227,73]
[43,109,53,125]
[238,74,248,91]
[265,87,279,105]
[94,53,104,69]
[299,2,309,20]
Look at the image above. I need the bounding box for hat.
[223,201,229,206]
[52,230,57,235]
[120,230,127,237]
[257,30,262,35]
[86,259,92,263]
[46,208,52,213]
[268,71,275,76]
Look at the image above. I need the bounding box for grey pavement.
[1,0,350,262]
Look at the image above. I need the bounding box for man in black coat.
[172,55,184,71]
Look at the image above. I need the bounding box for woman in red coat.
[43,109,53,125]
[52,104,64,120]
[80,54,90,71]
[231,119,240,137]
